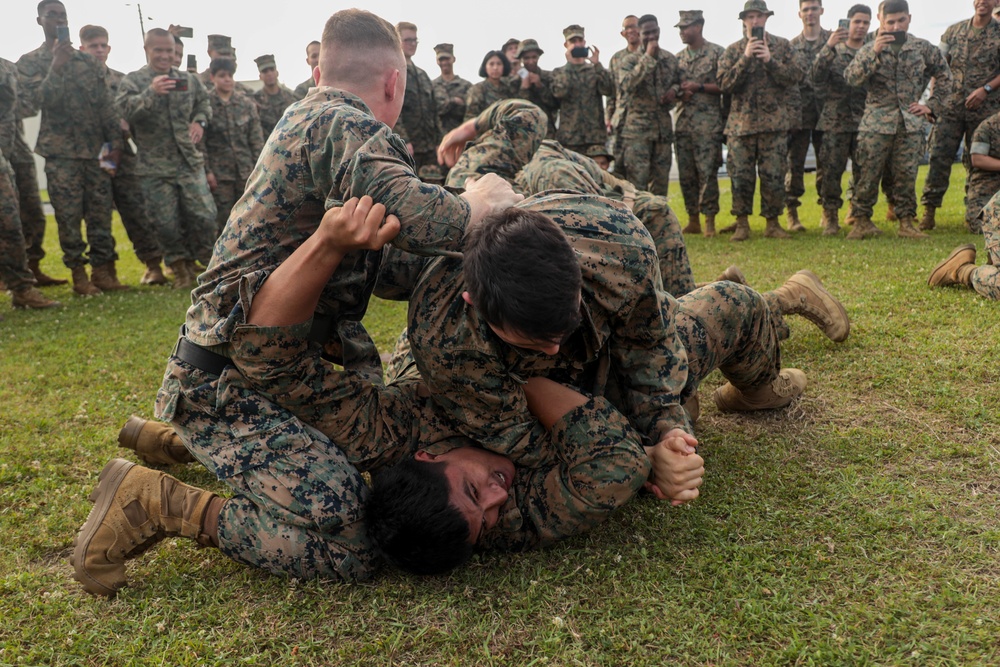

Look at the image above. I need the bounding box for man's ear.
[414,450,437,463]
[461,291,474,307]
[311,65,319,84]
[384,68,400,102]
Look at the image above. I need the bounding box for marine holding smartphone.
[551,24,614,155]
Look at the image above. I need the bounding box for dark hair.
[367,459,473,575]
[638,14,658,26]
[210,58,236,75]
[478,50,510,79]
[847,4,872,18]
[174,35,184,47]
[464,207,582,342]
[306,40,320,51]
[37,0,63,16]
[799,0,822,6]
[881,0,908,14]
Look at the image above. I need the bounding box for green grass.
[2,166,998,666]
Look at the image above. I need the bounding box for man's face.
[260,67,278,86]
[849,13,872,40]
[418,447,515,544]
[80,36,111,64]
[212,70,235,94]
[437,53,454,75]
[621,17,640,46]
[566,36,587,52]
[742,11,770,34]
[306,43,320,70]
[504,44,519,64]
[798,1,824,27]
[593,155,611,171]
[146,34,176,73]
[880,11,911,33]
[520,51,540,72]
[640,21,660,47]
[37,2,67,41]
[399,29,418,58]
[172,42,183,68]
[974,0,997,17]
[680,23,702,45]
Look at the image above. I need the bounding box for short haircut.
[799,0,822,6]
[37,0,63,16]
[367,459,473,575]
[306,40,320,51]
[210,58,236,75]
[79,24,108,42]
[395,21,417,33]
[848,4,872,18]
[478,50,510,78]
[144,28,172,47]
[174,35,184,47]
[320,10,402,88]
[881,0,908,14]
[464,208,582,341]
[623,14,639,21]
[638,14,658,26]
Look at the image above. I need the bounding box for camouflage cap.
[739,0,775,19]
[516,38,544,58]
[502,37,520,51]
[563,24,585,40]
[433,43,454,56]
[675,10,705,27]
[254,54,277,72]
[207,34,233,56]
[585,145,613,160]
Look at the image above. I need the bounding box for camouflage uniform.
[607,46,641,175]
[394,61,442,173]
[718,32,804,218]
[293,77,314,100]
[17,45,121,270]
[615,49,680,196]
[155,86,473,580]
[845,35,951,220]
[253,85,298,138]
[433,74,473,133]
[0,63,38,293]
[786,30,831,211]
[198,69,255,97]
[675,42,726,217]
[551,60,614,154]
[464,80,511,121]
[921,18,1000,211]
[812,42,867,211]
[118,65,218,266]
[971,192,1000,298]
[965,110,1000,232]
[201,90,265,232]
[514,69,559,139]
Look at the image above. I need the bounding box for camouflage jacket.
[198,69,254,96]
[845,35,952,134]
[253,85,298,138]
[0,59,19,158]
[117,65,212,177]
[675,42,726,136]
[551,61,614,147]
[183,87,471,350]
[200,90,264,182]
[397,61,441,154]
[433,74,473,133]
[16,44,121,159]
[939,17,1000,119]
[790,30,832,129]
[969,110,1000,192]
[105,68,140,177]
[606,47,640,130]
[615,49,680,141]
[293,76,314,100]
[464,79,511,121]
[812,42,867,133]
[513,68,559,139]
[718,33,804,137]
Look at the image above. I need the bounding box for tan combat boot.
[919,205,936,231]
[682,213,701,234]
[10,286,61,309]
[928,244,977,287]
[71,265,102,296]
[170,260,194,290]
[845,216,882,240]
[713,368,808,412]
[716,265,747,285]
[719,220,739,234]
[821,209,841,236]
[703,214,717,237]
[683,391,700,424]
[763,217,791,239]
[786,207,805,232]
[771,270,850,342]
[90,262,129,291]
[730,216,751,242]
[27,258,67,286]
[140,259,167,286]
[897,217,929,239]
[71,458,223,597]
[886,202,898,222]
[118,416,196,466]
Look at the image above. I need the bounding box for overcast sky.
[4,1,956,85]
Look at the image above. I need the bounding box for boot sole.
[792,270,851,343]
[70,458,137,597]
[928,245,976,287]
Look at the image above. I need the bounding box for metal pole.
[137,3,146,39]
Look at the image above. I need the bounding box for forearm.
[523,377,588,429]
[971,153,1000,172]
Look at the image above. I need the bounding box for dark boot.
[28,258,67,286]
[71,265,102,296]
[118,416,196,466]
[682,213,701,234]
[90,262,129,291]
[11,286,61,309]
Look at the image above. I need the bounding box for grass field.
[1,167,998,666]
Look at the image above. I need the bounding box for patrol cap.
[434,43,454,56]
[516,39,544,58]
[675,10,705,28]
[207,34,233,56]
[739,0,774,19]
[563,24,586,40]
[502,37,520,51]
[585,145,613,160]
[254,54,277,72]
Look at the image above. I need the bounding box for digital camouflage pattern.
[513,68,559,139]
[253,85,298,138]
[293,77,314,100]
[551,61,614,151]
[675,42,726,217]
[922,18,1000,210]
[973,192,1000,299]
[43,158,117,268]
[202,90,265,231]
[606,46,640,146]
[8,52,48,262]
[0,59,18,158]
[727,132,788,218]
[0,150,36,292]
[433,74,473,133]
[850,131,926,220]
[786,30,831,210]
[965,111,1000,232]
[718,32,803,137]
[395,61,442,171]
[464,80,512,121]
[790,31,831,131]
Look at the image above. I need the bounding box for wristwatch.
[985,84,994,94]
[196,120,207,129]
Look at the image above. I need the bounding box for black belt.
[173,327,232,377]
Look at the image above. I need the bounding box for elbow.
[971,154,986,169]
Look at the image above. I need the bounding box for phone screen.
[751,27,764,40]
[570,46,590,58]
[839,19,850,31]
[187,55,197,70]
[888,30,907,45]
[56,25,70,42]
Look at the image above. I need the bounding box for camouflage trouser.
[44,158,116,269]
[846,162,895,210]
[112,167,161,264]
[141,171,218,266]
[622,137,672,197]
[785,128,824,209]
[921,111,984,209]
[727,132,787,218]
[963,172,998,234]
[10,157,48,262]
[971,204,1000,299]
[211,180,242,235]
[675,132,722,217]
[851,131,924,220]
[633,191,695,298]
[0,154,37,292]
[818,131,859,211]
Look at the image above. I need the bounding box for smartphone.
[570,46,590,58]
[187,54,197,71]
[887,30,907,45]
[56,25,70,42]
[518,67,529,79]
[751,26,764,41]
[175,25,194,38]
[166,77,189,92]
[839,18,850,31]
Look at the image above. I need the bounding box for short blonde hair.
[395,21,418,33]
[320,10,403,88]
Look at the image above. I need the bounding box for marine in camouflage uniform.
[919,9,1000,229]
[512,39,559,140]
[252,55,298,138]
[615,16,680,197]
[845,27,951,238]
[963,109,1000,231]
[292,41,321,100]
[197,35,255,97]
[393,23,443,178]
[928,190,1000,298]
[431,43,473,134]
[464,78,512,121]
[551,25,615,154]
[717,1,804,241]
[607,16,642,176]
